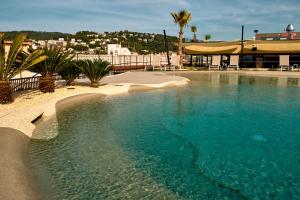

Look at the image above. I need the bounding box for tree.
[58,61,81,86]
[171,9,192,65]
[30,46,74,93]
[76,59,112,88]
[191,25,198,42]
[0,33,47,104]
[94,49,107,55]
[205,34,211,41]
[73,45,89,52]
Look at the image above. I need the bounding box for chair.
[169,54,180,70]
[227,55,239,70]
[209,55,221,71]
[279,55,293,71]
[150,55,164,71]
[292,64,299,71]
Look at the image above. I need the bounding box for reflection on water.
[30,73,300,200]
[198,73,300,88]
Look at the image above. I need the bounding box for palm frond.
[58,60,81,84]
[8,50,48,80]
[191,25,198,33]
[5,33,27,78]
[0,33,47,81]
[30,46,74,76]
[0,33,5,80]
[171,12,179,24]
[76,59,112,85]
[171,10,192,30]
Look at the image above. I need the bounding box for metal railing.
[10,76,41,92]
[74,54,169,71]
[10,74,62,92]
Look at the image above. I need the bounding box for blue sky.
[1,0,300,40]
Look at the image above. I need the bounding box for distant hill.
[2,31,72,40]
[2,30,178,54]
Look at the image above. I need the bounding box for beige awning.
[185,40,300,55]
[185,45,238,54]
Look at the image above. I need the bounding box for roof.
[184,40,300,55]
[4,41,31,46]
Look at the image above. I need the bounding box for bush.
[76,59,112,87]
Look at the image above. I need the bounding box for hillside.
[2,30,178,54]
[3,31,72,40]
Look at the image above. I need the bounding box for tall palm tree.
[30,46,74,93]
[171,9,192,65]
[76,59,112,88]
[205,34,212,41]
[191,25,198,42]
[0,33,47,104]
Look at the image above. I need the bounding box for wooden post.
[163,30,171,66]
[136,55,138,67]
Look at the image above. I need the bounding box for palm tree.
[30,46,74,93]
[171,9,192,65]
[205,34,212,41]
[0,33,47,104]
[191,25,198,42]
[58,61,81,86]
[76,59,112,88]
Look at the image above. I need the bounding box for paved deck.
[101,71,189,87]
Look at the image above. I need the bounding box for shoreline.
[0,128,42,200]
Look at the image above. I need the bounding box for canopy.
[185,45,238,54]
[184,40,300,55]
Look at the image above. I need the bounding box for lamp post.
[254,30,258,40]
[240,25,244,68]
[163,30,171,66]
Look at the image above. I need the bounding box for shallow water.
[29,73,300,200]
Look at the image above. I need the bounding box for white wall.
[107,44,131,55]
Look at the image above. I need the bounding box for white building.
[37,40,46,46]
[31,43,38,50]
[107,44,131,55]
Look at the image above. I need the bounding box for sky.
[1,0,300,40]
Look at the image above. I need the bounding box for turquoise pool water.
[29,73,300,200]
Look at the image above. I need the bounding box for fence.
[74,54,169,71]
[9,75,61,92]
[10,76,41,92]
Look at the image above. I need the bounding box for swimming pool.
[29,73,300,200]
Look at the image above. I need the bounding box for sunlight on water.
[29,73,300,200]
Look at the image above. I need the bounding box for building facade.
[255,24,300,40]
[184,40,300,68]
[107,44,131,55]
[256,32,300,40]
